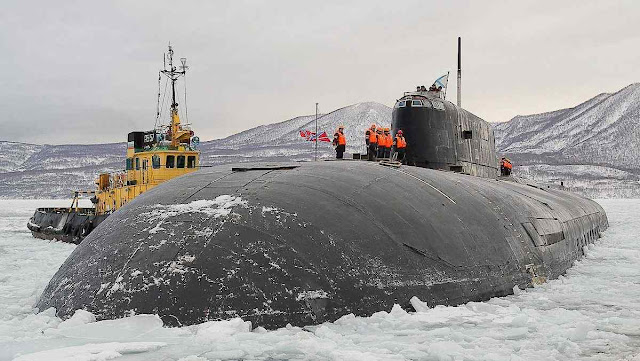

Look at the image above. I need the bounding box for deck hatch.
[522,218,565,247]
[232,165,300,172]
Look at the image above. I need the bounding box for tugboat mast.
[160,44,189,147]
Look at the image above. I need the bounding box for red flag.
[299,129,330,142]
[318,132,331,142]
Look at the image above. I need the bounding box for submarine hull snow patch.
[37,161,608,328]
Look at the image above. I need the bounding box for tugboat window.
[135,157,140,170]
[126,158,133,170]
[177,155,185,168]
[462,130,473,139]
[412,100,423,107]
[396,101,406,108]
[187,156,196,168]
[166,155,175,168]
[152,155,160,169]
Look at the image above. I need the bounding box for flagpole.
[444,71,450,100]
[315,103,318,161]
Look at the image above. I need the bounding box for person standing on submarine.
[333,126,346,159]
[365,124,378,161]
[500,157,512,176]
[393,129,407,162]
[383,128,392,159]
[376,128,385,159]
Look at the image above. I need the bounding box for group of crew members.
[332,124,407,161]
[364,124,406,162]
[333,125,513,175]
[415,85,443,92]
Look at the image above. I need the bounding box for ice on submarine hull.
[37,161,608,329]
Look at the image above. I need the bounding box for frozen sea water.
[0,199,638,360]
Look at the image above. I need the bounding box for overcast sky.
[1,0,639,144]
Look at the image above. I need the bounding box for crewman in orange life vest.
[383,128,392,159]
[376,128,385,159]
[393,130,407,162]
[500,157,512,176]
[333,126,346,159]
[365,124,378,161]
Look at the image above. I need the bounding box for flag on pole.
[300,130,331,142]
[317,132,331,142]
[431,73,449,91]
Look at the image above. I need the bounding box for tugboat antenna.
[169,45,176,112]
[159,43,190,147]
[160,44,187,119]
[154,73,161,130]
[180,57,189,123]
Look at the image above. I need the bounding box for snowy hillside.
[200,102,392,165]
[0,141,125,198]
[0,102,391,198]
[494,83,640,197]
[0,142,42,173]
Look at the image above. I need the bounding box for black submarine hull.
[27,208,108,244]
[37,161,607,328]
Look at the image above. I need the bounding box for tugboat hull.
[27,208,108,244]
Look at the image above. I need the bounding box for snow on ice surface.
[1,199,640,360]
[13,342,167,361]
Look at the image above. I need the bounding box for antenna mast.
[457,37,462,108]
[160,43,190,147]
[160,45,184,114]
[315,103,318,161]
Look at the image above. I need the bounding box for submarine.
[37,38,608,329]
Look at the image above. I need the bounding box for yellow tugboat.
[28,45,200,243]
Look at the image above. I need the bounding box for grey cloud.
[1,0,639,144]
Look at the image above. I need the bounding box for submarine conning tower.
[392,89,499,178]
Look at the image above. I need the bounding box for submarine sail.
[391,89,498,178]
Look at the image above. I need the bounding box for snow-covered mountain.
[0,102,391,198]
[0,142,44,173]
[199,102,391,165]
[493,83,640,197]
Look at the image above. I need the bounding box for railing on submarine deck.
[402,90,446,100]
